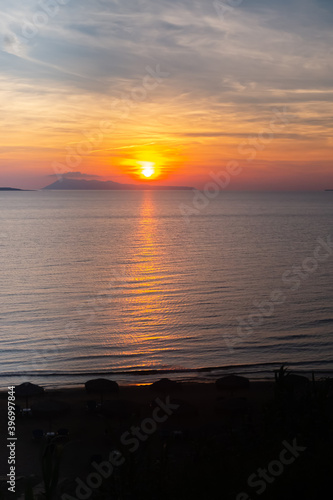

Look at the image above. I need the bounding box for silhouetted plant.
[41,442,62,500]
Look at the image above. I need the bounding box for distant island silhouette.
[0,187,25,191]
[43,178,193,190]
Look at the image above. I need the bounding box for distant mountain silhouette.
[43,178,193,190]
[0,187,24,191]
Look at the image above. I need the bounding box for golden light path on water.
[102,192,183,370]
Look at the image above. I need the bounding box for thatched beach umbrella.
[150,378,180,393]
[85,378,119,403]
[216,375,250,394]
[16,382,44,408]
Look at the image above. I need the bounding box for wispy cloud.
[0,0,332,188]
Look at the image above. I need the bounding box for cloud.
[177,132,318,141]
[0,0,332,188]
[2,0,332,99]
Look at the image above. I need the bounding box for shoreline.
[1,366,332,391]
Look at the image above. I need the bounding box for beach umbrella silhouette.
[150,378,180,393]
[31,399,70,430]
[215,375,250,394]
[85,378,119,403]
[16,382,44,408]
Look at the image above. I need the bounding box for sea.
[0,190,332,389]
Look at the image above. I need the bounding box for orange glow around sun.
[114,143,186,184]
[132,155,162,180]
[138,161,155,178]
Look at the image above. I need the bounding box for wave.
[1,360,333,379]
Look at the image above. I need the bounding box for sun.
[142,166,154,178]
[138,161,155,179]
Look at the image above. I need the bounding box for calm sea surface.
[0,191,332,388]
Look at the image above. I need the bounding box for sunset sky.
[1,0,332,189]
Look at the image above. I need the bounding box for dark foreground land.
[0,372,332,500]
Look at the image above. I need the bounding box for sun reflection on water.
[107,192,178,369]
